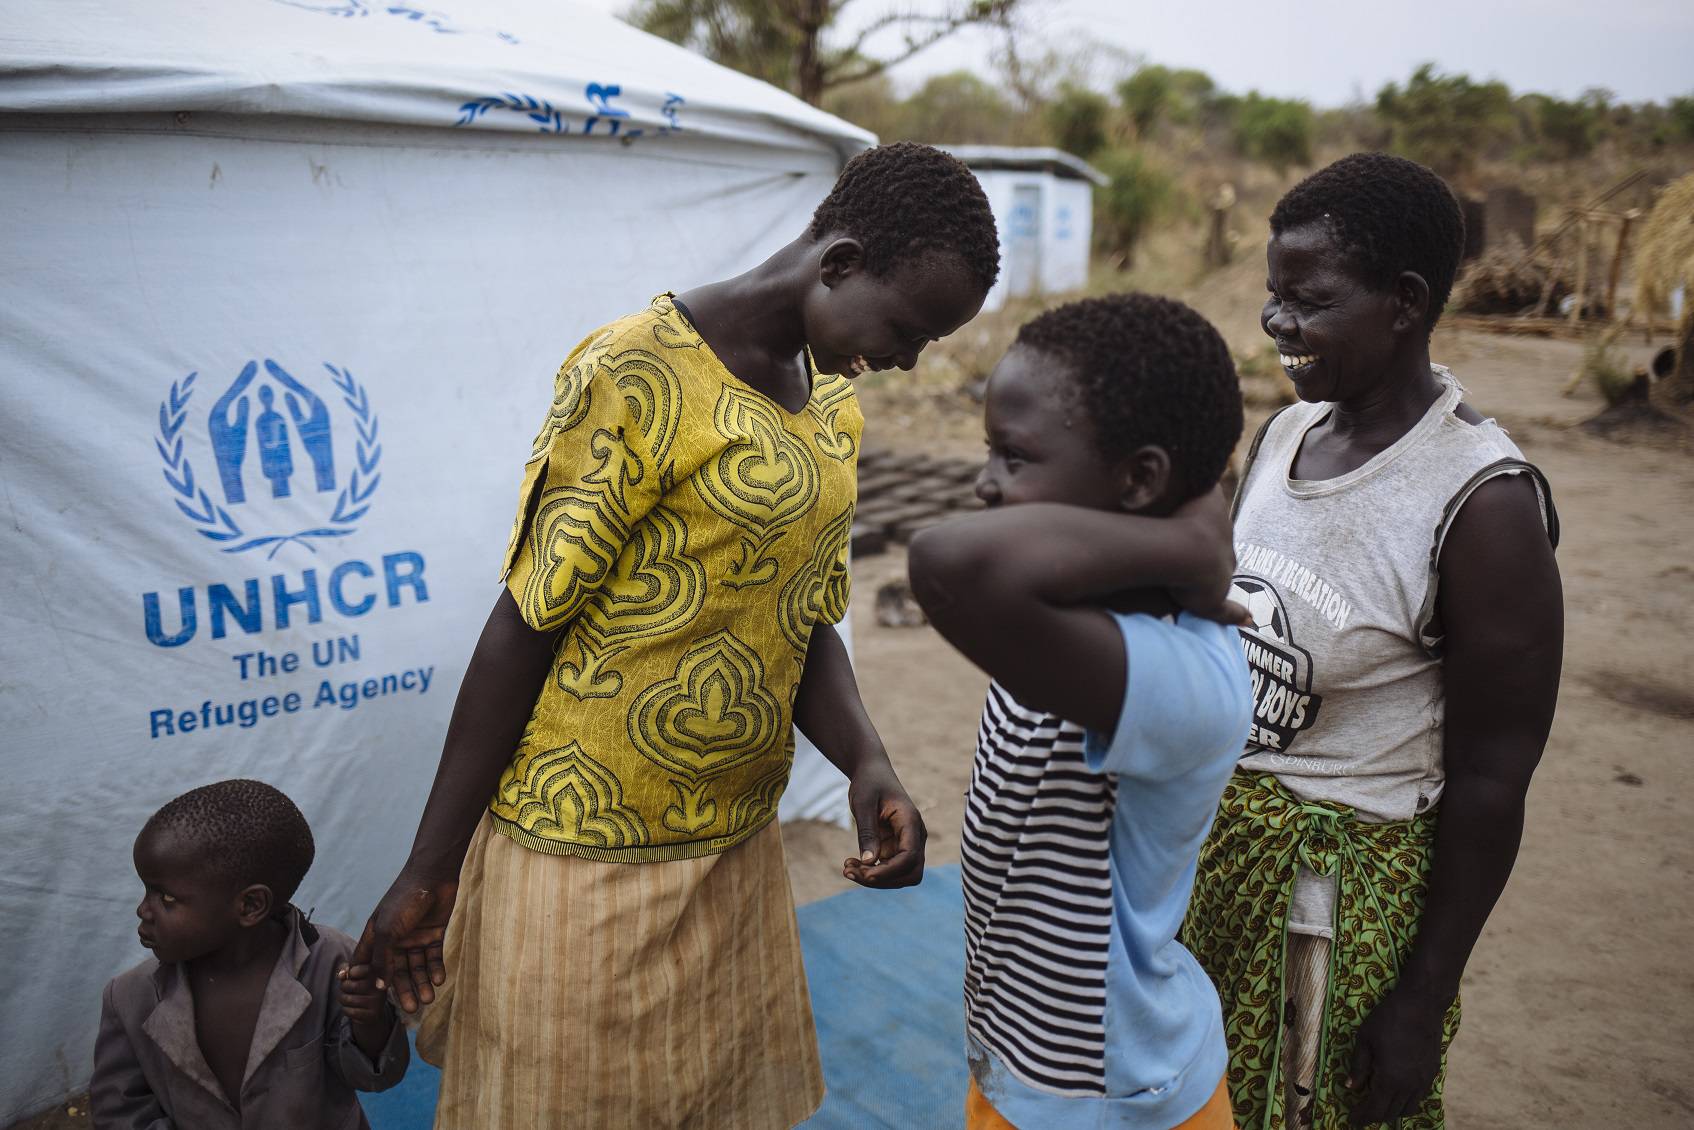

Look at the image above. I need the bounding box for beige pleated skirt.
[417,814,825,1130]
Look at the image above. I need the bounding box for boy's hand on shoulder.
[1169,486,1250,626]
[841,761,926,890]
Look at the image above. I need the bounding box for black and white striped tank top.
[961,681,1115,1096]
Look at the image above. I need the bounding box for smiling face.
[1261,221,1408,404]
[133,825,251,964]
[803,242,986,378]
[975,345,1127,512]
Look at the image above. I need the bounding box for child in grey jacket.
[92,779,407,1129]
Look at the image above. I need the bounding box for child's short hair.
[1270,152,1465,330]
[1015,293,1242,502]
[142,779,315,903]
[809,142,1000,292]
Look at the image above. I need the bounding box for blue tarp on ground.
[362,865,968,1129]
[361,1034,439,1129]
[795,864,968,1129]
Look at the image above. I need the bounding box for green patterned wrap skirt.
[1181,772,1461,1130]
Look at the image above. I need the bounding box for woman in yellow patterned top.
[356,143,1000,1129]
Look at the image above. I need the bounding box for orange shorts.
[966,1074,1236,1130]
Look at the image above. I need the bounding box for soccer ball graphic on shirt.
[1231,574,1324,751]
[1230,577,1289,643]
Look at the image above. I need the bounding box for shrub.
[895,72,1023,144]
[1531,95,1598,159]
[1045,83,1111,159]
[1117,65,1172,139]
[1232,93,1313,172]
[1376,64,1514,177]
[1669,95,1694,142]
[1092,148,1171,266]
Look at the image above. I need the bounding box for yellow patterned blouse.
[489,295,861,863]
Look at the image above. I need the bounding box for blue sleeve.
[1083,613,1252,780]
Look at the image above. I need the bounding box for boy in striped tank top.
[907,294,1253,1129]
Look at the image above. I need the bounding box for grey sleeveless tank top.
[1230,367,1557,825]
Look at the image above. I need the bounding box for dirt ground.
[786,323,1694,1128]
[15,326,1691,1128]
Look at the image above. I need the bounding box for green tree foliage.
[1165,69,1220,125]
[628,0,795,90]
[1670,96,1694,142]
[1117,65,1225,137]
[1045,83,1111,158]
[898,71,1025,144]
[626,0,1020,105]
[1093,149,1170,266]
[1117,65,1171,138]
[1522,94,1598,159]
[816,43,1689,179]
[822,74,906,141]
[1230,93,1313,172]
[1375,64,1514,176]
[825,69,1038,147]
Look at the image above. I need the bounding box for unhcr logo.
[145,359,429,650]
[155,360,382,557]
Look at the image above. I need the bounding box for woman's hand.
[791,624,927,889]
[1345,982,1450,1126]
[352,870,459,1013]
[840,761,927,889]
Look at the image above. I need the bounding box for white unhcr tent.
[0,1,870,1118]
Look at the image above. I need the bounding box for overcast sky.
[581,0,1694,106]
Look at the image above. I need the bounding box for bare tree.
[627,0,1022,106]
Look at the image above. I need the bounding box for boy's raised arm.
[907,490,1237,734]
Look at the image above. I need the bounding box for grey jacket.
[91,910,408,1130]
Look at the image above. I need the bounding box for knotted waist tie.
[1181,771,1459,1130]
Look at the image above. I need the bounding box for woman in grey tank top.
[1181,154,1563,1130]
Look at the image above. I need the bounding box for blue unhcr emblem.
[456,92,569,134]
[456,84,676,139]
[271,1,519,43]
[156,361,383,558]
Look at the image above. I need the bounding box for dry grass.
[1635,173,1694,318]
[1579,329,1642,405]
[1454,234,1564,316]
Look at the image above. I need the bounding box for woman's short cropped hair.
[1270,152,1465,330]
[809,142,1000,292]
